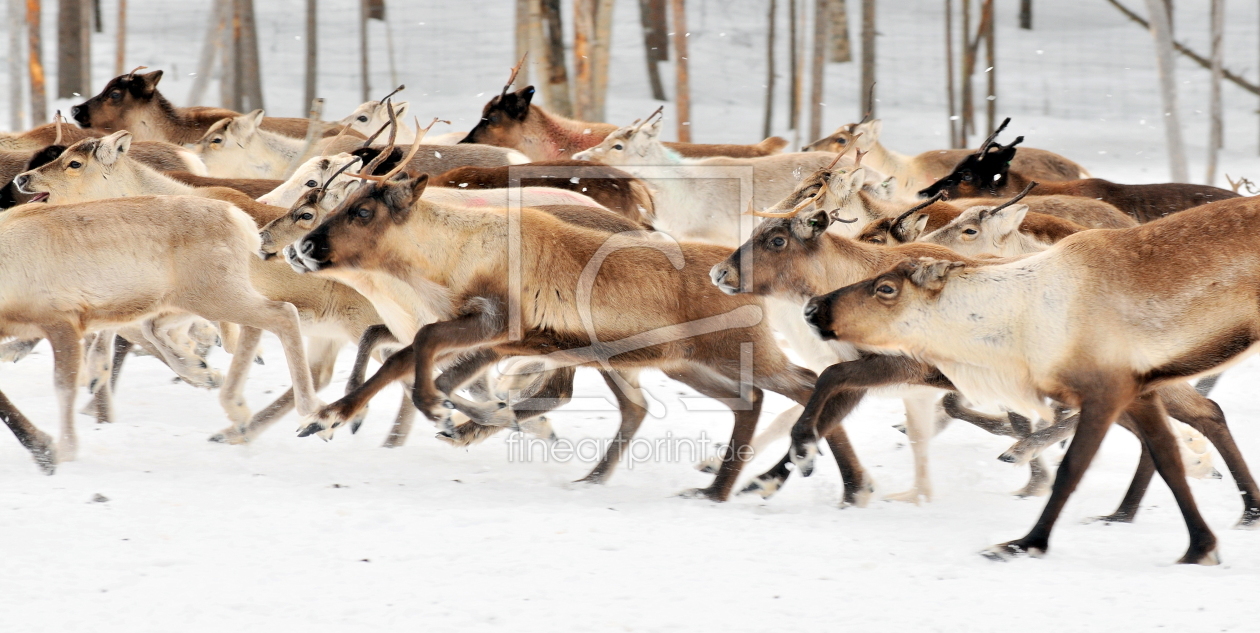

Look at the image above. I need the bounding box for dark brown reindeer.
[709,194,1260,528]
[71,68,361,145]
[461,58,787,161]
[856,190,1091,246]
[918,136,1239,223]
[285,169,826,502]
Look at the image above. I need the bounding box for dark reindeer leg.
[1161,387,1260,529]
[984,378,1134,561]
[576,369,648,485]
[346,324,398,435]
[941,392,1018,437]
[433,349,512,427]
[1087,444,1154,524]
[441,365,574,448]
[0,388,56,474]
[299,346,416,437]
[410,310,509,422]
[671,365,764,502]
[1126,393,1219,564]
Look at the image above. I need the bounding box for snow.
[2,1,1260,631]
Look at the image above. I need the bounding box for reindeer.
[913,186,1080,257]
[860,186,1092,247]
[919,136,1239,222]
[805,115,1089,192]
[340,95,467,146]
[462,58,787,161]
[70,68,358,144]
[799,193,1260,563]
[281,168,827,502]
[0,195,322,465]
[571,112,847,246]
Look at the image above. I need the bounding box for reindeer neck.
[817,234,888,290]
[864,140,911,183]
[999,170,1031,195]
[121,158,199,196]
[855,190,904,223]
[523,106,618,160]
[148,94,239,145]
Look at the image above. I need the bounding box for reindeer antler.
[853,149,867,169]
[858,82,877,124]
[378,84,406,104]
[501,53,528,98]
[888,191,946,241]
[981,181,1038,217]
[1225,174,1259,195]
[53,111,63,145]
[356,117,431,182]
[360,98,400,175]
[824,133,861,171]
[631,106,665,135]
[977,117,1012,155]
[127,65,148,78]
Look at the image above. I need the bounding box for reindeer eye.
[876,283,897,296]
[963,228,978,235]
[837,138,847,144]
[354,207,372,219]
[612,144,624,151]
[299,212,314,221]
[357,115,369,123]
[961,172,973,182]
[869,237,885,244]
[109,90,122,100]
[67,160,82,169]
[305,180,318,188]
[770,236,786,249]
[211,137,223,145]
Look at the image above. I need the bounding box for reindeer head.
[341,99,411,139]
[259,153,364,208]
[70,68,163,131]
[193,110,272,178]
[803,258,964,345]
[572,108,665,164]
[287,171,428,274]
[918,183,1036,257]
[15,131,134,203]
[258,155,365,259]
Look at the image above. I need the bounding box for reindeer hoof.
[1234,509,1260,530]
[1083,511,1135,525]
[840,478,875,508]
[790,443,818,477]
[883,488,928,505]
[739,475,783,499]
[31,444,56,475]
[676,487,725,502]
[980,540,1045,562]
[695,458,721,475]
[1178,546,1221,566]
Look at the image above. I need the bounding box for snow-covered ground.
[3,1,1260,631]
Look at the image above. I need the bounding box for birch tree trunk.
[763,0,776,138]
[983,0,995,134]
[1205,0,1223,185]
[573,0,594,120]
[57,0,90,99]
[8,0,26,130]
[304,0,316,110]
[670,0,690,141]
[829,0,851,62]
[859,0,875,120]
[945,0,958,147]
[788,0,800,132]
[514,0,532,87]
[27,0,47,125]
[809,0,828,142]
[1144,0,1188,182]
[114,0,126,76]
[638,0,668,101]
[591,0,615,121]
[540,0,572,117]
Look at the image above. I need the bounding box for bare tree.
[788,0,801,134]
[1205,0,1223,184]
[670,0,691,141]
[115,0,127,76]
[1144,0,1188,182]
[638,0,668,100]
[1019,0,1031,29]
[515,0,532,87]
[57,0,91,99]
[573,0,594,120]
[540,0,573,117]
[860,0,875,119]
[983,0,995,133]
[945,0,958,147]
[809,0,829,141]
[830,0,851,62]
[27,0,47,125]
[763,0,776,138]
[8,0,26,130]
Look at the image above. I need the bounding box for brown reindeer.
[285,172,826,502]
[857,189,1092,246]
[461,63,786,161]
[165,172,283,199]
[711,199,1260,529]
[431,161,656,227]
[919,137,1239,222]
[70,69,360,144]
[804,117,1089,191]
[800,195,1260,563]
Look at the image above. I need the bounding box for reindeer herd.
[0,62,1255,567]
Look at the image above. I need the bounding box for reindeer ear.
[138,70,163,96]
[907,258,964,291]
[874,176,897,200]
[791,208,831,241]
[908,214,930,240]
[409,172,429,199]
[502,87,535,119]
[392,101,410,119]
[644,117,664,139]
[990,204,1029,236]
[856,119,881,145]
[95,131,133,165]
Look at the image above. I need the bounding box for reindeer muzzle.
[803,296,836,340]
[70,104,90,128]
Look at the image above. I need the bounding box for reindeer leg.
[984,380,1134,561]
[697,405,800,474]
[217,326,263,427]
[85,331,116,425]
[940,392,1017,437]
[210,337,341,444]
[301,346,415,437]
[382,386,418,448]
[347,324,397,434]
[433,349,513,428]
[576,369,648,485]
[672,366,762,502]
[0,388,56,474]
[883,393,938,504]
[1087,442,1153,525]
[409,311,508,423]
[1126,393,1219,565]
[1160,385,1260,529]
[440,365,573,448]
[44,322,83,462]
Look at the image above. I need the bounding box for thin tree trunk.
[860,0,875,120]
[27,0,46,125]
[8,0,26,130]
[670,0,690,141]
[1205,0,1223,184]
[829,0,851,62]
[788,0,800,131]
[304,0,316,110]
[983,0,995,134]
[359,0,369,102]
[221,0,238,110]
[960,0,972,139]
[1019,0,1031,29]
[189,0,226,106]
[809,0,828,142]
[114,0,126,76]
[763,0,776,138]
[515,0,532,87]
[527,0,550,102]
[1143,0,1188,182]
[639,0,667,100]
[540,0,573,117]
[591,0,615,121]
[573,0,594,120]
[57,0,90,98]
[237,0,263,112]
[945,0,958,147]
